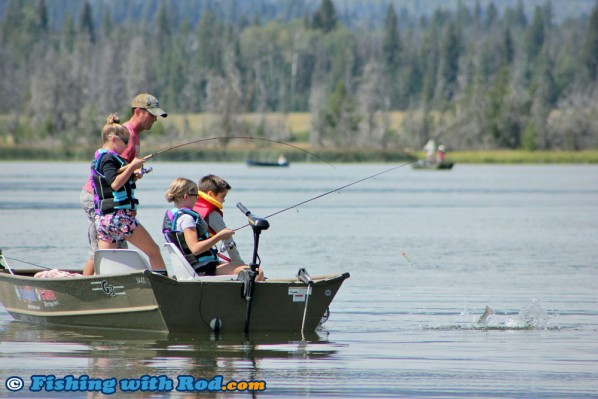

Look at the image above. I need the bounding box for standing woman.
[90,114,166,272]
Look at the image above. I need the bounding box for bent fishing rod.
[234,154,431,230]
[142,136,335,168]
[116,136,335,176]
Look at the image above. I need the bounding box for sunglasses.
[114,136,129,145]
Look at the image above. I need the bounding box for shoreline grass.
[444,150,598,164]
[3,111,598,163]
[1,145,597,164]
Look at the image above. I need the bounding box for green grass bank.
[1,145,598,164]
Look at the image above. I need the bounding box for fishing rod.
[2,255,52,271]
[143,136,336,168]
[234,154,431,230]
[117,136,334,176]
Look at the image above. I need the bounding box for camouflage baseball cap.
[131,93,167,117]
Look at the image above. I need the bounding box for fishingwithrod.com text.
[4,374,266,395]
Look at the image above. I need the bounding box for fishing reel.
[134,167,153,181]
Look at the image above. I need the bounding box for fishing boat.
[0,204,349,334]
[246,159,290,167]
[246,153,289,167]
[0,262,348,334]
[412,160,455,170]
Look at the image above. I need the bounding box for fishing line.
[234,154,430,230]
[4,256,52,270]
[144,136,336,168]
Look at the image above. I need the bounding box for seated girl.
[163,177,264,280]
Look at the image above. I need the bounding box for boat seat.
[163,243,236,281]
[94,249,150,275]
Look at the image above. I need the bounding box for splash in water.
[476,299,552,330]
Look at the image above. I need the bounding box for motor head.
[237,202,270,231]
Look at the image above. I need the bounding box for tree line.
[1,0,598,153]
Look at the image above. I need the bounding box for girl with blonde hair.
[89,113,166,273]
[163,177,264,280]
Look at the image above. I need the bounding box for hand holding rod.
[116,154,154,175]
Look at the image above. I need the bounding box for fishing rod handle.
[237,202,251,216]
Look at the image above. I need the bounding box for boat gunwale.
[0,270,350,285]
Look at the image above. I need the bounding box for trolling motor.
[236,202,269,334]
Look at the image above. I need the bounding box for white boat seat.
[163,243,197,280]
[163,243,236,281]
[94,249,150,275]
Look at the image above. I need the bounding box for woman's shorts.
[95,209,138,243]
[193,261,219,276]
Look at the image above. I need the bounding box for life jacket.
[90,149,138,214]
[193,192,224,235]
[162,207,218,268]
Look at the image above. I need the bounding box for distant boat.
[412,161,454,170]
[246,159,290,167]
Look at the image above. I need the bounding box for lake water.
[0,161,597,398]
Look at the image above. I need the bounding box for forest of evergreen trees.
[1,0,598,152]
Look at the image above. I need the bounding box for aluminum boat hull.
[0,270,349,333]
